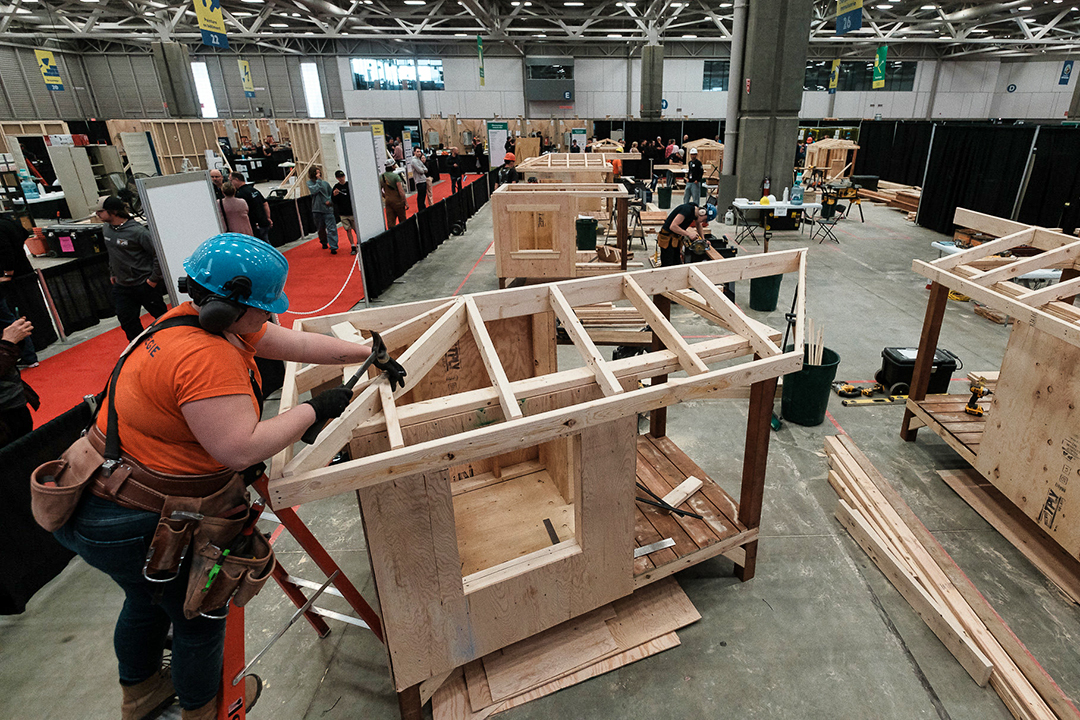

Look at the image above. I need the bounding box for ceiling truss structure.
[1,0,1079,58]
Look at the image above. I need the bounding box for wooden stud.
[649,293,671,439]
[380,381,405,450]
[548,285,623,397]
[465,297,523,420]
[734,373,779,581]
[901,281,949,442]
[616,196,629,272]
[623,275,708,376]
[687,266,781,358]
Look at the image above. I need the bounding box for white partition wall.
[340,126,383,309]
[136,171,224,307]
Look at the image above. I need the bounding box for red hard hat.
[504,152,516,162]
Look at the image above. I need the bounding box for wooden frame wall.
[105,119,220,175]
[0,121,69,154]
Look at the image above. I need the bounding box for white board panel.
[340,126,383,308]
[137,172,225,307]
[120,131,159,177]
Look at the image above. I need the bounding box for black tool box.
[876,347,961,395]
[42,223,106,259]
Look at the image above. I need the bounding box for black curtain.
[0,400,87,614]
[361,228,396,300]
[1017,127,1080,228]
[416,202,448,255]
[392,216,423,278]
[268,196,313,248]
[39,255,111,338]
[851,121,933,187]
[852,121,896,178]
[918,125,1036,235]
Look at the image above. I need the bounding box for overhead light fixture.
[1019,4,1032,8]
[564,1,583,5]
[80,0,100,3]
[920,3,936,7]
[607,33,623,37]
[454,32,468,36]
[269,22,288,27]
[969,28,988,32]
[718,1,730,5]
[241,0,263,4]
[534,32,547,37]
[681,33,697,38]
[617,1,637,5]
[875,3,890,7]
[15,8,31,13]
[404,0,426,4]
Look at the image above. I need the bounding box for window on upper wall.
[190,62,218,119]
[300,62,326,118]
[803,60,918,91]
[526,64,573,80]
[702,60,731,91]
[351,58,445,90]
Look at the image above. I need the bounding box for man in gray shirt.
[96,195,167,341]
[407,148,431,210]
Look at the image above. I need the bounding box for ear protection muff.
[179,275,255,334]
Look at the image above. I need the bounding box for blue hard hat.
[183,233,289,313]
[704,204,718,222]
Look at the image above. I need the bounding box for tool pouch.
[183,506,275,621]
[29,436,109,532]
[144,513,199,583]
[657,229,679,250]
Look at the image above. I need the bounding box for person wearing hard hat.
[498,152,519,185]
[47,233,406,720]
[684,147,704,206]
[657,202,718,267]
[380,157,408,227]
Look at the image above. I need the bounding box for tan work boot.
[121,667,176,720]
[181,675,262,719]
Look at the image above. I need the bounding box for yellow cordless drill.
[964,384,992,417]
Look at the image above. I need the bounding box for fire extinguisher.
[762,176,771,198]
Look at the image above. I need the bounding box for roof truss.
[266,251,806,509]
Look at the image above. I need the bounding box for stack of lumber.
[575,303,646,327]
[860,180,922,214]
[825,434,1080,720]
[432,577,700,719]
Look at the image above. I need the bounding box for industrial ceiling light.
[564,1,583,5]
[920,3,936,7]
[269,22,288,26]
[681,33,697,38]
[1019,4,1032,8]
[607,33,623,37]
[455,32,468,35]
[534,32,546,36]
[404,1,426,4]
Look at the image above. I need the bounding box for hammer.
[300,331,386,445]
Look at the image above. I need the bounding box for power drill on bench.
[964,384,992,417]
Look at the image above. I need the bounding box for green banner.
[478,36,485,87]
[872,46,887,89]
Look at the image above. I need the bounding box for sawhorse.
[216,477,384,719]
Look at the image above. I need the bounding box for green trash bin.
[748,274,783,312]
[781,345,841,426]
[575,217,598,251]
[657,186,672,209]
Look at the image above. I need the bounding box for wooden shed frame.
[266,253,806,717]
[901,208,1080,556]
[491,183,633,287]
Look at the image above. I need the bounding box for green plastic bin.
[748,274,783,312]
[657,186,672,209]
[781,345,841,427]
[575,217,598,251]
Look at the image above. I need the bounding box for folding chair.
[808,193,842,244]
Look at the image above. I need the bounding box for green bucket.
[575,217,598,251]
[781,345,841,427]
[748,274,783,312]
[657,186,672,209]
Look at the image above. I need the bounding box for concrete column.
[640,44,663,120]
[733,0,814,199]
[151,42,200,118]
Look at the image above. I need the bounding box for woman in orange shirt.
[52,234,404,720]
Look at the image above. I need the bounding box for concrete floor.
[3,199,1079,719]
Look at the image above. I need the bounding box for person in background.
[408,148,432,210]
[96,195,168,342]
[610,155,623,184]
[381,158,408,227]
[392,139,404,163]
[657,202,712,267]
[630,141,639,153]
[218,183,252,237]
[0,213,38,368]
[231,172,272,244]
[498,153,519,185]
[570,140,581,154]
[209,169,225,200]
[504,136,516,154]
[332,170,358,255]
[447,147,464,195]
[665,139,676,160]
[684,147,704,206]
[0,316,37,446]
[473,136,485,172]
[306,167,338,254]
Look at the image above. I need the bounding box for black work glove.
[304,385,353,423]
[374,355,407,392]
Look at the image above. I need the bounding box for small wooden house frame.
[683,138,724,172]
[517,153,613,184]
[491,183,632,287]
[266,253,807,718]
[804,138,859,180]
[901,208,1080,558]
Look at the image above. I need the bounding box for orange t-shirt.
[611,158,623,177]
[96,302,267,475]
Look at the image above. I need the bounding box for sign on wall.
[872,46,887,89]
[34,50,64,91]
[478,36,485,87]
[836,0,863,36]
[829,59,840,94]
[239,59,255,98]
[1061,60,1074,86]
[194,0,229,49]
[487,122,508,170]
[371,122,387,169]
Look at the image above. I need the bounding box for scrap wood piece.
[661,476,703,509]
[828,435,1075,720]
[936,469,1080,607]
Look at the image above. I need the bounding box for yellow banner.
[34,50,64,91]
[195,0,229,48]
[829,59,840,93]
[372,122,384,138]
[239,59,255,97]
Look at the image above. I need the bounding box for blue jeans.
[313,210,338,251]
[54,496,227,710]
[683,181,701,206]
